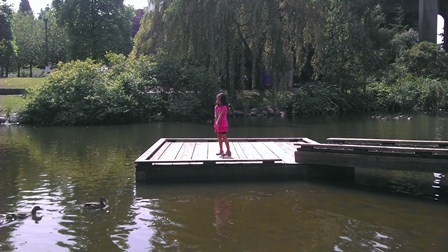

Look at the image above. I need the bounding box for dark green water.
[0,114,447,251]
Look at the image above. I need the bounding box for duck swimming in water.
[3,206,43,220]
[83,197,107,209]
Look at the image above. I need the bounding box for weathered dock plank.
[191,142,207,160]
[251,142,279,160]
[239,142,262,159]
[206,142,220,160]
[263,142,296,164]
[136,137,448,183]
[137,138,167,162]
[232,142,247,159]
[135,137,307,182]
[229,142,241,159]
[327,138,448,148]
[158,141,183,161]
[296,142,448,172]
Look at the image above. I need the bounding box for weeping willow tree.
[312,0,391,93]
[133,0,390,95]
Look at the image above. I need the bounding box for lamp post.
[43,6,49,74]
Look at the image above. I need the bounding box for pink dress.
[214,105,228,133]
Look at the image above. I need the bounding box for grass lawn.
[0,95,26,114]
[0,77,45,89]
[0,78,44,114]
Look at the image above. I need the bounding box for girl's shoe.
[216,151,224,155]
[225,151,231,157]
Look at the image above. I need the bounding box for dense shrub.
[152,53,215,121]
[24,60,109,125]
[22,53,215,125]
[233,90,262,110]
[290,82,340,116]
[261,90,295,113]
[397,42,448,79]
[367,77,448,113]
[366,81,395,112]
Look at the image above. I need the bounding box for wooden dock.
[135,138,317,182]
[296,138,448,172]
[135,137,448,183]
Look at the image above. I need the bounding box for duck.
[4,206,43,220]
[83,197,107,209]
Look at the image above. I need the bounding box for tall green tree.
[52,0,133,61]
[133,0,394,97]
[313,0,391,92]
[11,11,39,76]
[133,0,325,92]
[0,0,15,77]
[18,0,32,13]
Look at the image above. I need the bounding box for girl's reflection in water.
[213,197,231,237]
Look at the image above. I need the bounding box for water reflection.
[213,197,231,237]
[433,172,446,201]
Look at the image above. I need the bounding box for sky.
[6,0,149,12]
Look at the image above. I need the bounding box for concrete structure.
[419,0,439,43]
[383,0,446,45]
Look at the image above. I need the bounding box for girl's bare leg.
[222,134,231,156]
[217,133,224,154]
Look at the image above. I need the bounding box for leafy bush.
[152,54,215,121]
[367,77,448,113]
[234,90,262,110]
[397,42,448,79]
[391,77,448,112]
[290,82,340,115]
[24,59,108,125]
[22,53,215,125]
[261,90,295,112]
[366,81,395,112]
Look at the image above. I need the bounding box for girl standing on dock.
[214,93,231,156]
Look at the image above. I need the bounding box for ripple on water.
[110,197,159,251]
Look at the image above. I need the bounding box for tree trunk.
[29,62,33,77]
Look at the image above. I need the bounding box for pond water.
[0,114,447,251]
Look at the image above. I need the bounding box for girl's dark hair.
[217,93,228,106]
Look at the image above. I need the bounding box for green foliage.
[0,1,13,41]
[134,0,398,96]
[234,90,262,110]
[152,53,215,121]
[290,82,340,115]
[390,28,418,57]
[314,0,391,92]
[18,0,32,13]
[38,8,68,66]
[0,39,14,74]
[22,53,216,125]
[11,11,39,74]
[367,77,448,113]
[365,81,395,111]
[397,42,448,79]
[24,59,108,125]
[133,0,326,91]
[392,77,448,112]
[0,2,14,75]
[53,0,133,61]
